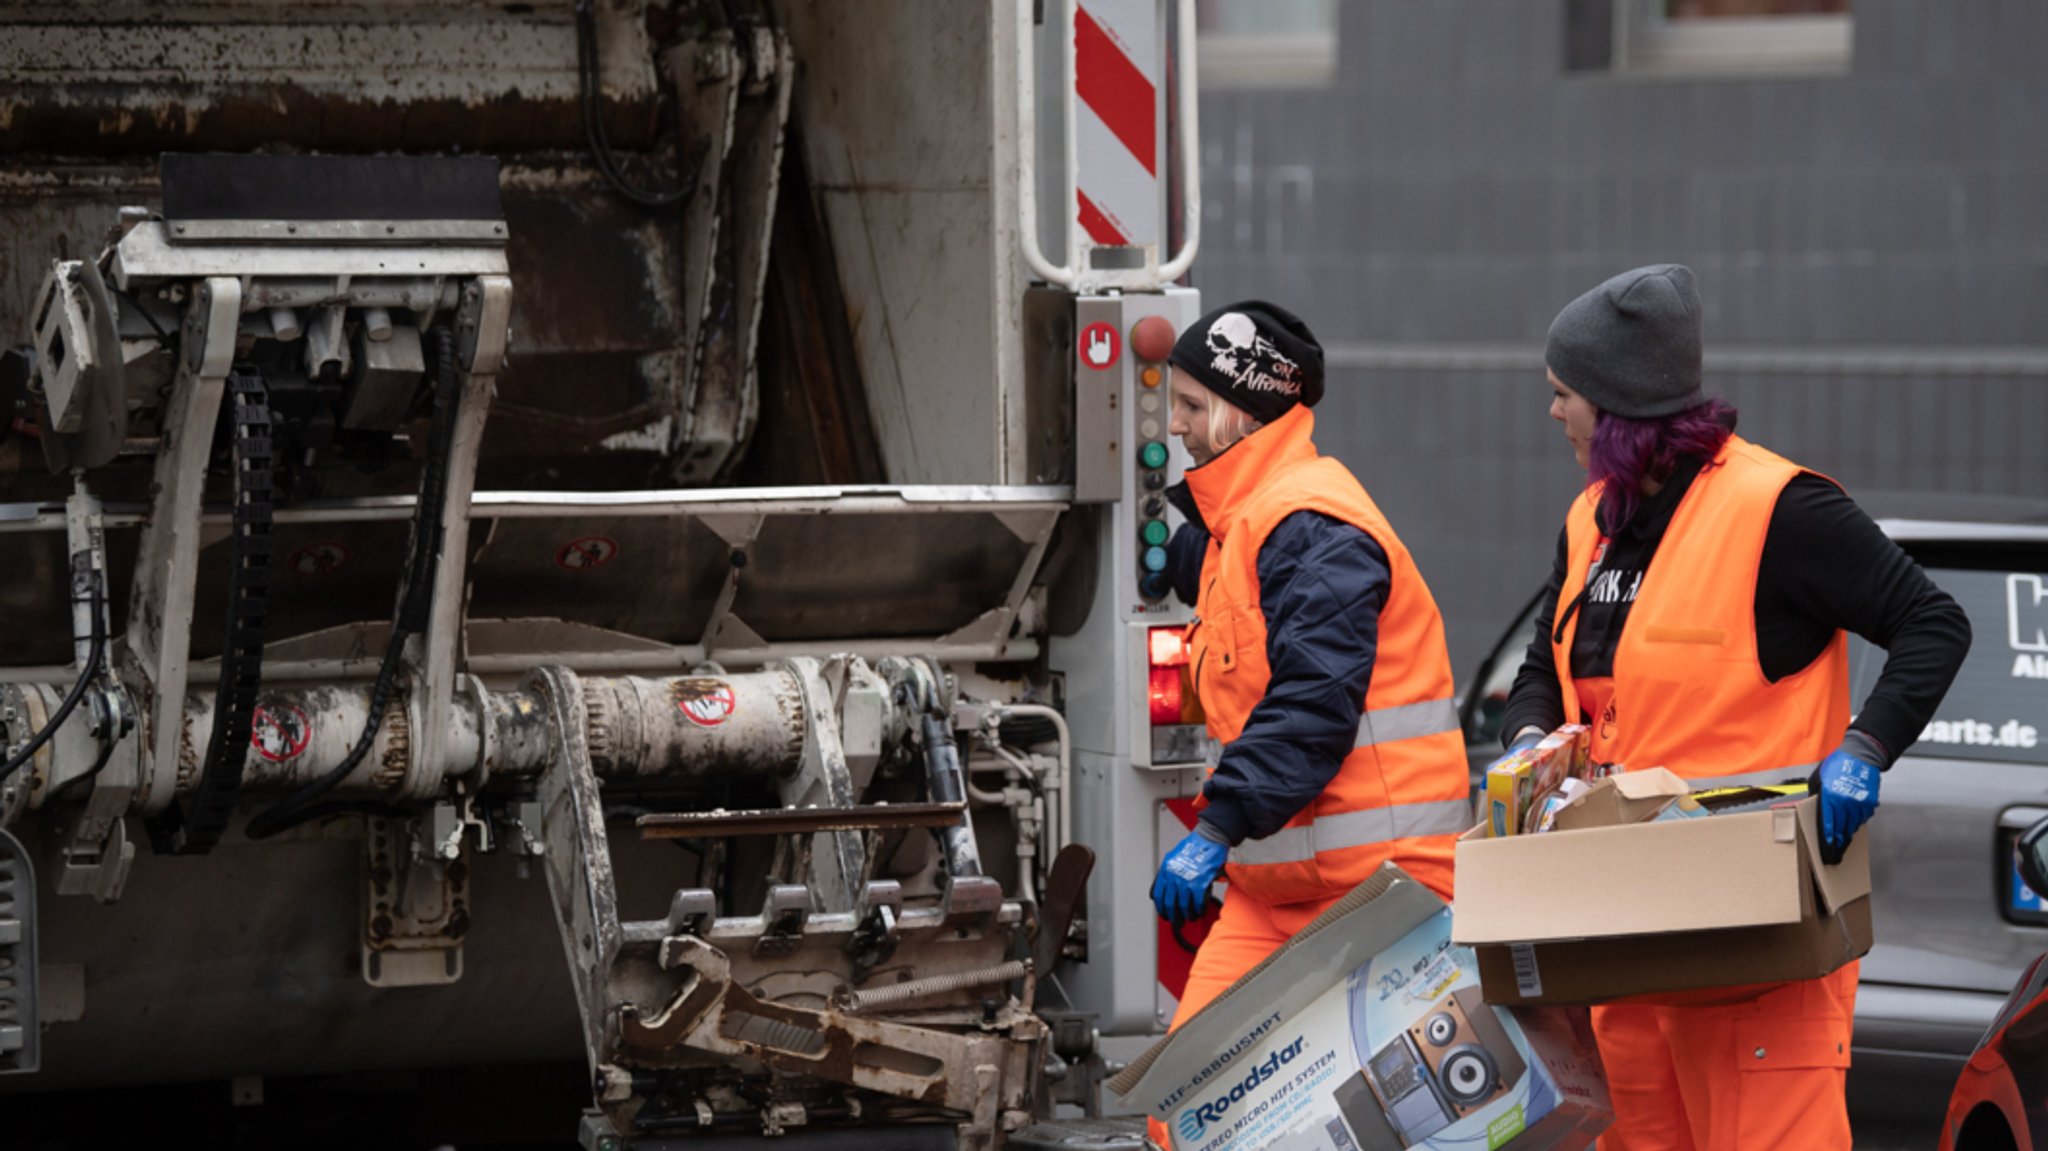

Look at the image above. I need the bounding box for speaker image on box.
[1406,986,1528,1119]
[1351,1033,1454,1147]
[1342,985,1534,1148]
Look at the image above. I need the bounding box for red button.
[1131,315,1175,363]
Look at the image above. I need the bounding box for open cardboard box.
[1109,865,1611,1151]
[1452,778,1871,1007]
[1547,767,1695,833]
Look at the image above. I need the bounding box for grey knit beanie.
[1545,264,1704,418]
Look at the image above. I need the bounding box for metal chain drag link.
[148,369,274,854]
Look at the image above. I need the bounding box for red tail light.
[1148,626,1202,727]
[1149,626,1189,667]
[1148,667,1182,726]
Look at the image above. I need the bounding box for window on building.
[1196,0,1337,90]
[1570,0,1853,77]
[1623,0,1852,74]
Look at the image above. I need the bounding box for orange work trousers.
[1593,962,1858,1151]
[1144,892,1344,1149]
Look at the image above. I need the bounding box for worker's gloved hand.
[1152,823,1229,925]
[1485,727,1544,772]
[1811,732,1885,865]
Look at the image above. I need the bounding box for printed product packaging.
[1108,865,1611,1150]
[1486,725,1592,837]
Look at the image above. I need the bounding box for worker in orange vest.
[1491,265,1971,1150]
[1144,302,1471,1149]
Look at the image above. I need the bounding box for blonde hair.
[1206,399,1262,454]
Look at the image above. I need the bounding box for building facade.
[1194,0,2048,674]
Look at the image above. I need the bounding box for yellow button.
[1141,366,1162,388]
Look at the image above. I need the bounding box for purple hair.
[1587,398,1739,532]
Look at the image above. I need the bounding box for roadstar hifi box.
[1108,865,1611,1151]
[1452,790,1872,1007]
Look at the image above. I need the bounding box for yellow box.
[1487,753,1536,838]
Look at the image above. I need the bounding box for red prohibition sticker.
[250,703,312,762]
[555,535,619,571]
[1079,321,1121,371]
[674,678,737,728]
[286,542,350,578]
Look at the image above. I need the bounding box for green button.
[1142,519,1169,546]
[1139,441,1169,469]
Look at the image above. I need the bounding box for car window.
[1462,590,1546,748]
[1849,562,2048,767]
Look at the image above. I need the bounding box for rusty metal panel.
[464,514,732,645]
[0,1,658,154]
[0,166,702,494]
[779,1,1011,486]
[732,509,1037,643]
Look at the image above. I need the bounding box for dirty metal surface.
[629,934,1044,1118]
[633,800,968,839]
[0,2,658,155]
[580,670,805,782]
[1,494,1065,670]
[0,163,703,493]
[361,813,469,986]
[1007,1117,1148,1151]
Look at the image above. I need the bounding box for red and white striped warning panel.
[1075,0,1161,250]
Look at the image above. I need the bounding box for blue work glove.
[1812,732,1885,865]
[1152,823,1229,925]
[1488,727,1544,770]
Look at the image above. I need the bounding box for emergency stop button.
[1131,315,1175,363]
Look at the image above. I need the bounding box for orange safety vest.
[1185,405,1468,905]
[1551,435,1850,784]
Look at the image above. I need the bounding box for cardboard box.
[1453,795,1871,1007]
[1546,767,1690,834]
[1109,866,1611,1151]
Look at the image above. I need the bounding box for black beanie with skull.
[1167,301,1326,425]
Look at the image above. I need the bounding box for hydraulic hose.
[576,0,691,208]
[245,330,461,839]
[0,569,104,787]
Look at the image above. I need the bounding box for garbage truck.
[0,1,1209,1146]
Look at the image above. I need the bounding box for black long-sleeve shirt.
[1500,467,1971,766]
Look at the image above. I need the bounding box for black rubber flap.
[161,153,504,221]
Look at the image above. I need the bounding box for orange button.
[1141,366,1162,388]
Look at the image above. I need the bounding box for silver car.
[1459,497,2048,1145]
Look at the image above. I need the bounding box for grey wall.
[1191,0,2048,678]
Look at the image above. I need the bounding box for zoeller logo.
[1177,1037,1307,1142]
[2011,574,2048,680]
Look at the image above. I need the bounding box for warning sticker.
[555,535,620,571]
[674,678,737,728]
[1080,321,1121,371]
[251,703,312,762]
[286,542,350,578]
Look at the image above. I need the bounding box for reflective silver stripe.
[1661,763,1820,791]
[1228,797,1473,867]
[1354,697,1461,748]
[1200,698,1459,769]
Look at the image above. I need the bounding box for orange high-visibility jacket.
[1551,435,1851,782]
[1185,405,1468,905]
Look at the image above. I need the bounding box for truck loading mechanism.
[0,154,1098,1146]
[0,1,1205,1146]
